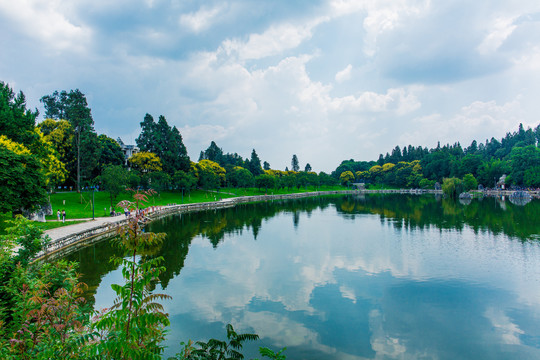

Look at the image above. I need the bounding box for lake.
[67,194,540,359]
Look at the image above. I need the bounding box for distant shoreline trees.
[333,123,540,190]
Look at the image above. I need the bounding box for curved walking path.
[45,216,127,242]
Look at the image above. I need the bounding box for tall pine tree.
[136,114,190,174]
[248,149,263,176]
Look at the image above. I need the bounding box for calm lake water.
[67,194,540,359]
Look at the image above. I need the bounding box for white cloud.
[328,88,420,115]
[478,16,518,54]
[179,4,226,33]
[221,18,327,61]
[400,98,528,148]
[174,45,423,169]
[0,0,91,53]
[335,64,352,83]
[369,310,408,357]
[329,0,431,56]
[182,124,230,147]
[484,307,524,345]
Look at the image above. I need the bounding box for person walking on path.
[62,209,66,223]
[57,210,61,221]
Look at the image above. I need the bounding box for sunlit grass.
[0,185,350,232]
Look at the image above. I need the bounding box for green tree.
[172,170,197,193]
[421,150,454,181]
[79,131,101,184]
[129,152,162,173]
[161,118,191,175]
[291,155,299,172]
[281,173,297,190]
[100,165,128,207]
[462,173,478,191]
[318,172,337,186]
[509,145,540,186]
[476,159,511,188]
[136,114,190,175]
[304,163,312,172]
[419,178,436,189]
[41,89,98,192]
[0,216,89,360]
[148,171,171,192]
[339,171,354,186]
[524,166,540,187]
[442,177,464,198]
[136,113,156,151]
[0,82,39,148]
[367,165,383,183]
[201,141,223,163]
[228,166,254,188]
[457,154,483,178]
[0,137,47,214]
[197,160,226,190]
[255,174,276,192]
[97,135,124,171]
[40,90,68,119]
[247,149,263,176]
[37,119,74,175]
[33,129,68,190]
[263,161,271,170]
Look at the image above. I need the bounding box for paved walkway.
[44,215,129,241]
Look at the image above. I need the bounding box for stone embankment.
[38,187,540,261]
[37,190,360,261]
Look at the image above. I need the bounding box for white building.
[116,138,139,166]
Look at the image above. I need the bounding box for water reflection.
[67,195,540,359]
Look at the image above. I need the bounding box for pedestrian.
[124,207,129,218]
[62,209,66,223]
[57,209,61,221]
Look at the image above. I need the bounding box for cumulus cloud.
[2,0,540,171]
[335,64,352,83]
[221,18,326,61]
[0,0,91,53]
[174,43,422,169]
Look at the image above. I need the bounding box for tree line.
[332,123,540,190]
[2,80,540,217]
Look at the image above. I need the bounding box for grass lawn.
[46,186,347,220]
[46,189,245,221]
[0,185,349,233]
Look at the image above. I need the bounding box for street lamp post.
[92,186,95,220]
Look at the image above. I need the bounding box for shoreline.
[35,188,537,261]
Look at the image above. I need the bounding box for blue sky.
[1,0,539,172]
